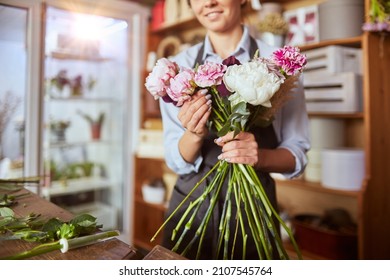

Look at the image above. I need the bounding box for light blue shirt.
[159,26,310,179]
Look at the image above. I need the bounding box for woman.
[159,0,310,259]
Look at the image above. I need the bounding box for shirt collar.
[202,25,252,62]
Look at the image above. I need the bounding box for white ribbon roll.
[59,238,69,253]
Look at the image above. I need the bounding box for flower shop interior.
[0,0,389,260]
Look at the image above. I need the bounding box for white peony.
[223,60,283,107]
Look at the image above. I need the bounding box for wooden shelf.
[284,241,325,260]
[276,178,360,198]
[150,4,261,35]
[299,36,362,51]
[308,112,364,119]
[151,17,200,35]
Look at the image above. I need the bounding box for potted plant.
[49,120,71,142]
[77,110,105,140]
[257,12,289,47]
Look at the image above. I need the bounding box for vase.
[260,32,285,47]
[90,123,102,140]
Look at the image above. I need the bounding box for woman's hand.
[215,131,296,173]
[178,89,212,139]
[177,89,212,164]
[214,131,259,166]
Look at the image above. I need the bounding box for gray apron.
[162,37,279,259]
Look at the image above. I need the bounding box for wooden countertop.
[143,245,187,260]
[0,188,140,260]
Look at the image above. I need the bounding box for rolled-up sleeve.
[159,99,204,175]
[274,75,311,179]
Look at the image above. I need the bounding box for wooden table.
[143,245,187,260]
[0,188,140,260]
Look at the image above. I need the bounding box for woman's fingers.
[178,89,212,137]
[215,131,259,166]
[214,131,254,145]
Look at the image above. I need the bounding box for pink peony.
[145,58,180,99]
[166,68,196,107]
[194,61,227,88]
[272,46,307,76]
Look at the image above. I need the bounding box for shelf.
[299,36,362,51]
[308,112,364,119]
[45,96,119,102]
[151,17,200,35]
[43,177,111,197]
[49,51,111,62]
[276,178,360,197]
[283,241,325,260]
[47,140,110,148]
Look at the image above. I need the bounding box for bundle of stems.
[152,83,302,260]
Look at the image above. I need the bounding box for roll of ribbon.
[156,36,182,59]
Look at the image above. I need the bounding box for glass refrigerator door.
[42,4,132,231]
[0,4,28,179]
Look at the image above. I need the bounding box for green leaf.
[70,213,96,225]
[0,194,15,207]
[217,122,232,137]
[0,207,14,217]
[231,101,248,115]
[70,213,100,235]
[0,216,15,229]
[57,223,76,239]
[13,229,49,242]
[41,218,63,241]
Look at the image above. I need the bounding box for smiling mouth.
[205,11,222,18]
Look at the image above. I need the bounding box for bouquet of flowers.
[145,45,306,260]
[362,0,390,33]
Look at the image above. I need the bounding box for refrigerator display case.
[0,0,149,243]
[42,5,131,231]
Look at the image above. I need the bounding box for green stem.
[173,162,227,253]
[210,87,230,120]
[223,190,232,260]
[172,198,202,241]
[216,168,232,258]
[232,175,247,260]
[193,162,228,259]
[2,230,119,260]
[172,197,205,252]
[238,164,272,216]
[241,164,302,259]
[150,162,221,242]
[241,186,264,259]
